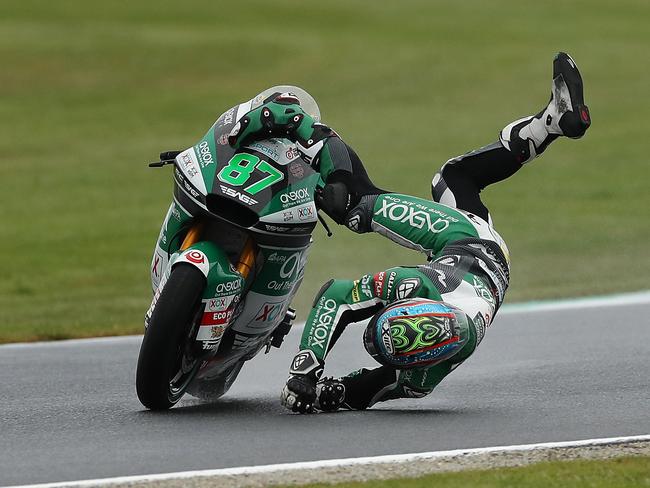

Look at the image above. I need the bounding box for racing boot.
[315,377,347,412]
[500,52,591,164]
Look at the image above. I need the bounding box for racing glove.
[280,349,324,414]
[228,93,336,162]
[315,377,347,412]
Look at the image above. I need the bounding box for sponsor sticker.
[265,224,289,233]
[360,274,373,299]
[196,324,227,343]
[249,141,279,161]
[204,295,238,312]
[280,187,310,207]
[186,250,206,264]
[195,140,214,168]
[220,184,258,206]
[254,302,284,323]
[380,321,394,354]
[177,249,210,276]
[200,309,233,326]
[375,196,459,234]
[289,160,304,176]
[261,249,306,294]
[267,280,295,293]
[308,297,337,350]
[206,297,228,311]
[175,168,201,199]
[351,281,361,303]
[298,206,314,221]
[175,148,207,196]
[211,326,225,339]
[171,206,182,221]
[221,107,235,126]
[152,253,163,279]
[386,271,397,297]
[215,279,241,294]
[266,252,286,263]
[373,272,386,297]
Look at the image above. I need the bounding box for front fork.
[148,202,293,352]
[173,222,257,352]
[177,222,294,353]
[150,200,257,290]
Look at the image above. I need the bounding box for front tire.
[136,264,205,410]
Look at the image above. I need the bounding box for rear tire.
[136,264,205,410]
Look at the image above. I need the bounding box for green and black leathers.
[231,97,509,410]
[298,192,507,409]
[235,58,590,411]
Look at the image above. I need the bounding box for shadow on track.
[132,395,473,419]
[133,396,280,415]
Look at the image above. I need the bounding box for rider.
[229,52,591,413]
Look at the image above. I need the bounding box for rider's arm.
[342,193,479,261]
[227,96,388,223]
[280,275,383,413]
[299,276,383,364]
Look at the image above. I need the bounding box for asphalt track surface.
[2,294,649,486]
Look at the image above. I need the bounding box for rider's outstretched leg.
[431,52,590,223]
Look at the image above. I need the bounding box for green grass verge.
[284,456,650,488]
[1,0,649,342]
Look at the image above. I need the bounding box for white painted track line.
[499,289,650,314]
[5,434,650,488]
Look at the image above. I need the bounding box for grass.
[284,455,650,488]
[1,0,649,342]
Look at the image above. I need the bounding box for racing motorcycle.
[136,87,329,410]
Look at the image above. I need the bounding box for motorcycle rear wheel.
[136,264,205,410]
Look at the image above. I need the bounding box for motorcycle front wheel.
[136,264,205,410]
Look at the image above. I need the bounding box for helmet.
[249,85,321,122]
[363,298,471,369]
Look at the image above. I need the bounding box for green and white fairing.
[148,88,324,385]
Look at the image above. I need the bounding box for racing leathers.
[289,193,509,411]
[280,51,590,413]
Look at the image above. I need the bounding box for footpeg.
[266,307,296,352]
